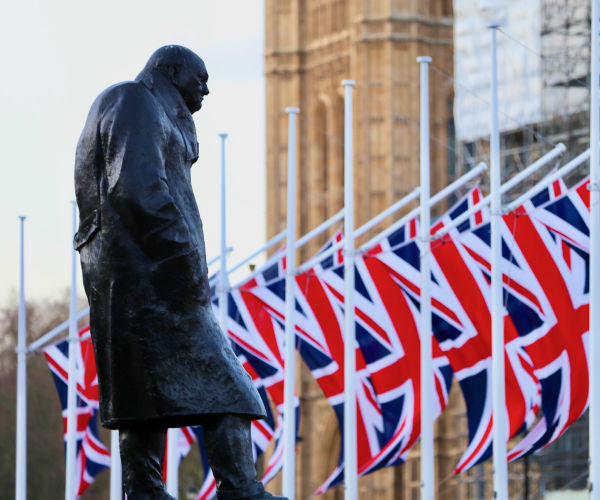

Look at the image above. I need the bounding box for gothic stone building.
[264,1,464,499]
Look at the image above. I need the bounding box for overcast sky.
[0,0,267,305]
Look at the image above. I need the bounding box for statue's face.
[173,57,209,114]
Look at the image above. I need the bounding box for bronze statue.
[74,45,284,500]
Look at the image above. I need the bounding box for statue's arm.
[100,86,194,262]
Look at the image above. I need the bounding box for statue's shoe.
[216,482,289,500]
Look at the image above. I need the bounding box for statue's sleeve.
[100,86,194,262]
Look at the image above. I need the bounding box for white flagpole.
[15,215,27,500]
[166,429,178,497]
[235,208,345,290]
[297,189,420,274]
[228,232,286,276]
[417,56,434,500]
[358,162,488,253]
[109,430,122,500]
[589,0,600,497]
[342,79,357,500]
[28,308,89,353]
[433,144,565,240]
[219,132,229,332]
[505,149,590,212]
[489,22,508,500]
[291,160,488,275]
[283,106,299,500]
[65,201,79,500]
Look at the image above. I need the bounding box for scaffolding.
[456,0,591,201]
[541,0,590,120]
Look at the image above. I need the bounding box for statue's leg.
[119,426,175,500]
[203,414,288,500]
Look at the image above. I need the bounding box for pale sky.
[0,0,267,305]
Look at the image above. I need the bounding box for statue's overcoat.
[74,69,266,429]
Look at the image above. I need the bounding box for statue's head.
[142,45,209,114]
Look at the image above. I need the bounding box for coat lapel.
[138,71,199,164]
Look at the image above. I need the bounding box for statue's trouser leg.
[202,414,265,500]
[119,426,175,500]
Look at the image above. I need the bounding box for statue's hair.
[141,45,201,74]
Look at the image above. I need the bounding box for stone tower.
[264,1,457,498]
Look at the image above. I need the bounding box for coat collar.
[136,69,191,121]
[136,69,199,164]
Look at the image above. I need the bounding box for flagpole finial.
[488,21,501,29]
[285,107,299,114]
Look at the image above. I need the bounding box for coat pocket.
[152,249,210,307]
[74,209,101,251]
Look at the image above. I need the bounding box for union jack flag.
[246,236,360,492]
[314,237,453,489]
[241,231,452,493]
[506,176,590,460]
[43,326,111,498]
[427,187,545,473]
[357,217,464,474]
[297,236,408,492]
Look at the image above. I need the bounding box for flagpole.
[433,144,565,240]
[65,201,79,500]
[166,429,178,497]
[297,189,420,274]
[228,232,286,275]
[417,56,434,500]
[589,0,600,497]
[283,106,299,500]
[295,208,345,249]
[489,22,508,500]
[219,132,229,332]
[505,149,590,212]
[358,162,488,253]
[342,79,357,500]
[233,207,345,290]
[298,158,490,273]
[109,430,122,500]
[15,215,27,500]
